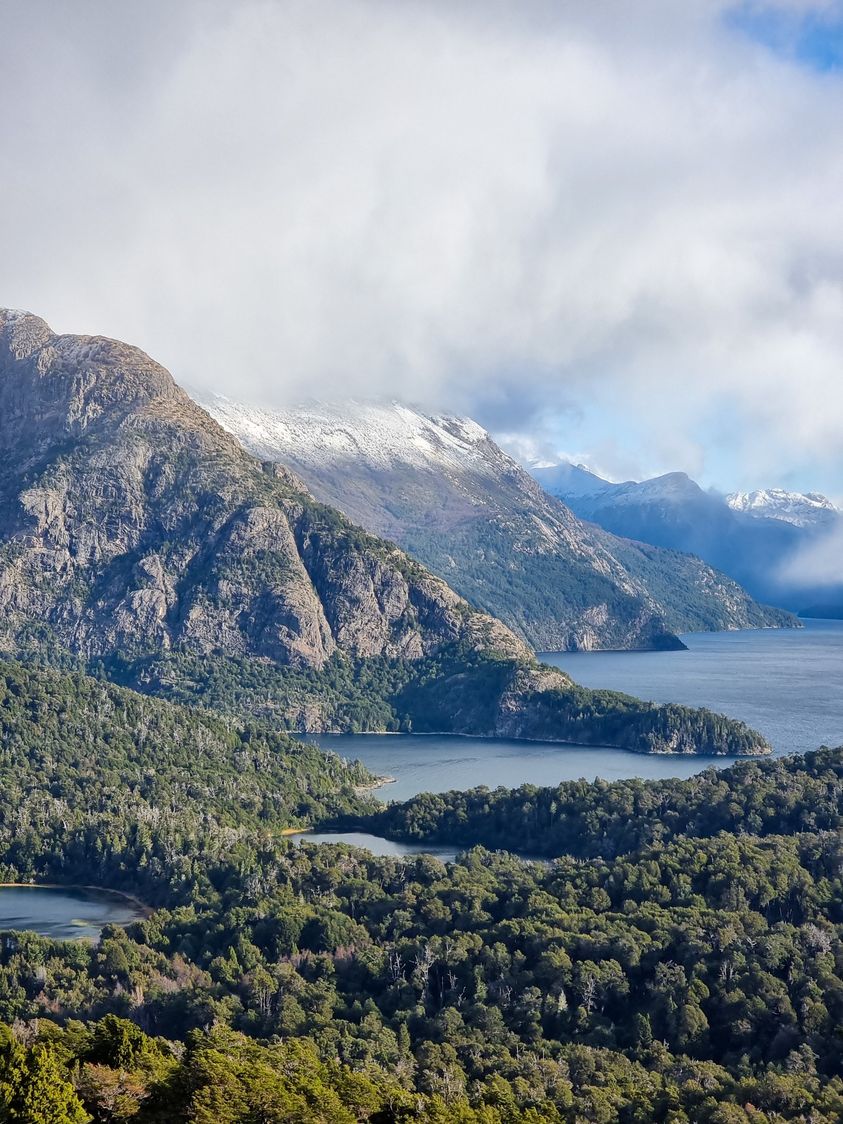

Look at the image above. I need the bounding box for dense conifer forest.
[363,749,843,858]
[0,659,839,1120]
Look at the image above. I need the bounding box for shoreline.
[354,775,397,795]
[536,620,804,655]
[0,882,152,918]
[313,729,768,759]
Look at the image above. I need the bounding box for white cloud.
[778,521,843,589]
[1,0,842,488]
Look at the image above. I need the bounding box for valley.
[535,461,843,615]
[0,312,837,1123]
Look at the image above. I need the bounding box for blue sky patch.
[727,2,843,71]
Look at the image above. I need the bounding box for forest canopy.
[0,659,839,1120]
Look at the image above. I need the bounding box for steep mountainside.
[536,462,842,613]
[202,396,793,651]
[0,312,524,669]
[0,310,768,754]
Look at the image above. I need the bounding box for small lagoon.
[291,830,458,862]
[0,886,145,941]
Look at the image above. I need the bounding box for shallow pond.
[291,831,458,862]
[0,886,145,941]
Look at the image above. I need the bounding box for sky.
[1,0,842,497]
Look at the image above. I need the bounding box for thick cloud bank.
[1,0,842,489]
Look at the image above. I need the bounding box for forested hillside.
[0,659,376,841]
[116,644,770,756]
[0,723,839,1121]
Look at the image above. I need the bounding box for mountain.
[530,460,613,500]
[726,488,840,528]
[201,396,792,653]
[535,462,843,613]
[0,309,768,755]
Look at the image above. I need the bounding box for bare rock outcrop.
[0,310,530,671]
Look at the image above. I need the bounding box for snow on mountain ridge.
[726,488,840,528]
[536,463,840,529]
[604,472,704,507]
[194,392,795,647]
[528,461,612,500]
[201,395,501,477]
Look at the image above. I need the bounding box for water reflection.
[0,886,144,940]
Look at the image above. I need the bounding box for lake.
[543,618,843,757]
[0,886,145,940]
[310,620,843,803]
[292,831,458,862]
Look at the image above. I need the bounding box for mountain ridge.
[202,394,794,651]
[534,459,842,613]
[726,487,840,528]
[0,309,525,671]
[0,310,769,755]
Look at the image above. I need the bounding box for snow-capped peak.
[530,461,613,499]
[197,395,500,476]
[726,488,840,528]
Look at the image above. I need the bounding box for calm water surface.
[293,831,457,862]
[291,831,553,864]
[544,618,843,757]
[309,620,842,804]
[0,887,144,940]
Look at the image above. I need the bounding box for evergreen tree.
[2,1044,90,1124]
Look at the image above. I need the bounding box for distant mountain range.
[0,309,767,755]
[725,488,840,528]
[533,462,843,615]
[202,396,794,651]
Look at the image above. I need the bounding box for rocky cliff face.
[201,396,794,650]
[0,310,769,755]
[0,311,528,671]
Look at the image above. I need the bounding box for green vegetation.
[401,515,794,648]
[400,514,795,647]
[606,537,796,635]
[402,520,685,649]
[107,644,770,755]
[0,661,838,1121]
[365,748,843,857]
[0,659,376,855]
[0,822,840,1121]
[108,648,414,733]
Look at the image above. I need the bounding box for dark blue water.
[310,621,842,803]
[543,618,843,757]
[0,886,144,940]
